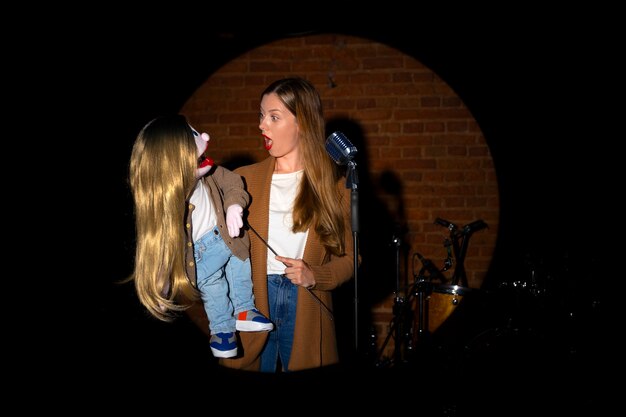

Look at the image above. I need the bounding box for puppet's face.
[191,125,214,178]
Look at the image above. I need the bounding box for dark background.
[51,21,615,409]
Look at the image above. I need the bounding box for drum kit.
[375,217,488,366]
[374,215,603,370]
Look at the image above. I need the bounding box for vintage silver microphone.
[325,131,358,165]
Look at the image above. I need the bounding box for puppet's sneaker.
[236,309,273,332]
[210,332,237,358]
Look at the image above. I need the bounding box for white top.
[267,170,309,274]
[189,180,217,242]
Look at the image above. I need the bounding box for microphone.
[435,217,457,232]
[414,252,448,283]
[434,217,451,228]
[325,131,358,165]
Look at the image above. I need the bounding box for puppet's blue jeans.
[194,226,255,334]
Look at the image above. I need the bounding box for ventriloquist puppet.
[128,114,272,358]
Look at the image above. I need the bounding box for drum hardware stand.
[375,233,413,367]
[435,218,488,287]
[442,238,453,272]
[412,266,431,346]
[410,252,445,347]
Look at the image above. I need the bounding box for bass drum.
[412,284,473,343]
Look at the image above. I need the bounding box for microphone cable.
[246,222,334,321]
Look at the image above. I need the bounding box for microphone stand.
[345,160,360,353]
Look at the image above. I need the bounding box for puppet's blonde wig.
[129,115,200,321]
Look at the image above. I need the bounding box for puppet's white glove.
[226,204,244,238]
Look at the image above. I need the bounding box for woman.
[220,77,356,372]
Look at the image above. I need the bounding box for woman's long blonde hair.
[128,114,200,321]
[262,77,346,256]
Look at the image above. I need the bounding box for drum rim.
[432,284,472,295]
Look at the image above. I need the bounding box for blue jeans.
[259,274,298,372]
[194,226,255,334]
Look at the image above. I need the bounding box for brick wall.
[180,33,499,361]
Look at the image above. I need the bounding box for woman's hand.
[275,255,316,289]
